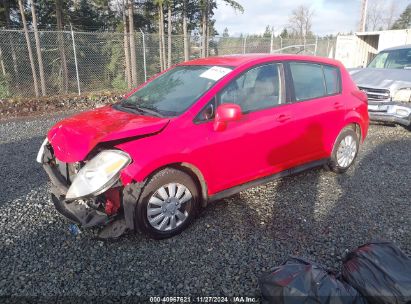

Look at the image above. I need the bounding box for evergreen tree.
[391,4,411,30]
[69,0,103,30]
[280,28,289,38]
[0,0,20,28]
[263,25,272,38]
[34,0,57,29]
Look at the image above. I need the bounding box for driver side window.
[217,63,282,113]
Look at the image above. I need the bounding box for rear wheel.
[328,127,360,173]
[135,168,200,239]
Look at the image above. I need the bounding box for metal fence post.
[314,36,318,55]
[326,37,330,57]
[0,46,5,76]
[139,29,147,83]
[70,24,81,96]
[199,34,203,58]
[270,31,273,53]
[243,36,247,54]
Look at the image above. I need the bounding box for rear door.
[283,61,346,165]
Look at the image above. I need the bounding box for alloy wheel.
[336,135,357,168]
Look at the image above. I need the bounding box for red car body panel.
[47,54,369,197]
[47,106,169,162]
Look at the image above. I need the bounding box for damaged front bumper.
[40,143,127,235]
[368,102,411,126]
[50,191,110,228]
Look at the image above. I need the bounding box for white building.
[335,29,411,68]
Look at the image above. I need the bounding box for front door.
[193,63,297,194]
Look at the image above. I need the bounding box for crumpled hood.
[48,105,169,162]
[349,68,411,94]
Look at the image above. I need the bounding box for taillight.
[351,90,368,104]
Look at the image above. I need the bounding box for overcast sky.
[213,0,410,36]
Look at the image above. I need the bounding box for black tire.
[134,168,200,239]
[328,127,360,174]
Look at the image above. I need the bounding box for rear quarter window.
[323,65,341,95]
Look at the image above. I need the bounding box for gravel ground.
[0,114,410,302]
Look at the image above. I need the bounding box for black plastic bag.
[259,257,367,304]
[341,241,411,304]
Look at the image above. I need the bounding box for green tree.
[31,0,46,95]
[0,0,19,27]
[154,0,166,70]
[263,25,272,38]
[70,0,103,30]
[56,0,69,93]
[280,28,288,38]
[201,0,243,57]
[31,0,56,29]
[18,0,40,97]
[222,27,229,37]
[0,0,20,92]
[391,4,411,29]
[93,0,116,30]
[128,0,138,85]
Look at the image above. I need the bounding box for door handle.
[334,102,343,109]
[276,114,291,123]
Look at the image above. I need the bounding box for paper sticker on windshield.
[200,66,232,81]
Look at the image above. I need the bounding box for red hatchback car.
[37,54,369,239]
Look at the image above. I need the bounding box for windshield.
[368,48,411,69]
[119,65,233,116]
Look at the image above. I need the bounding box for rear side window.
[289,62,341,101]
[323,65,340,95]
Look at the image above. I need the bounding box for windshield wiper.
[118,102,164,118]
[136,105,165,118]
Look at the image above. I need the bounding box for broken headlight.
[65,150,131,200]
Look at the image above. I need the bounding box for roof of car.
[383,44,411,51]
[180,53,341,68]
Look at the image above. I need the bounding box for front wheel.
[328,127,360,173]
[135,168,200,239]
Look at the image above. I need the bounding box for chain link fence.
[0,29,336,98]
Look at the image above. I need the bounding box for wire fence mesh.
[0,29,337,98]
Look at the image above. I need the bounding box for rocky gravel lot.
[0,114,410,301]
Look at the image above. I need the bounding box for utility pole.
[359,0,368,32]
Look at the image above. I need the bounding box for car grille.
[358,86,391,102]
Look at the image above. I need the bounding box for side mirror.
[213,103,242,131]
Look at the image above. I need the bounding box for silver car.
[349,45,411,130]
